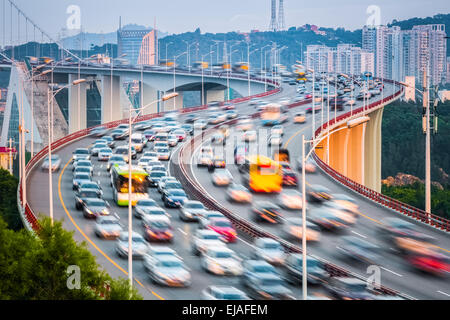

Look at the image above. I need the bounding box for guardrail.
[311,79,450,232]
[18,86,282,233]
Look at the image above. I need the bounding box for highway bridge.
[20,79,450,300]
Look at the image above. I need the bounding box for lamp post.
[112,54,127,122]
[301,116,370,300]
[173,51,188,110]
[45,77,87,225]
[201,51,214,105]
[165,42,173,71]
[126,92,178,297]
[247,46,258,97]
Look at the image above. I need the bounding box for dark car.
[284,254,328,286]
[338,236,381,265]
[143,219,174,242]
[329,98,345,111]
[134,199,159,219]
[162,189,188,208]
[110,128,128,140]
[75,189,103,210]
[325,277,374,300]
[242,260,280,287]
[148,171,167,187]
[252,201,283,224]
[80,198,111,219]
[244,273,294,300]
[282,168,298,187]
[307,184,333,202]
[159,181,183,195]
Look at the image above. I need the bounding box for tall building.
[278,0,285,31]
[138,30,158,66]
[363,24,446,86]
[117,22,157,66]
[269,0,277,32]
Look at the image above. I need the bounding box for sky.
[2,0,449,41]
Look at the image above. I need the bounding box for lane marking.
[437,290,450,297]
[351,230,368,239]
[380,267,403,277]
[177,228,187,236]
[58,157,164,300]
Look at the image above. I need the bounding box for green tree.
[0,217,142,300]
[0,168,22,230]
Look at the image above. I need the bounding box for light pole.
[126,92,178,296]
[46,78,87,225]
[112,54,127,122]
[165,42,173,71]
[173,51,188,110]
[301,116,370,300]
[247,45,258,97]
[227,49,239,101]
[201,51,214,105]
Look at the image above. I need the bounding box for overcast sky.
[4,0,450,39]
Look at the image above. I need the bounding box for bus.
[260,103,288,126]
[238,155,283,193]
[110,164,149,206]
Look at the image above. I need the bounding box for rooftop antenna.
[269,0,278,31]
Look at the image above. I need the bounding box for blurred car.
[181,124,194,136]
[244,273,294,300]
[74,188,103,210]
[137,156,155,168]
[191,229,227,256]
[185,114,200,123]
[148,171,167,187]
[332,194,360,214]
[201,286,250,300]
[252,201,283,224]
[72,173,92,190]
[197,152,213,167]
[146,256,191,287]
[172,129,187,141]
[242,130,257,142]
[234,144,247,165]
[278,190,303,210]
[162,189,188,208]
[179,200,208,222]
[143,218,174,242]
[307,184,333,202]
[281,166,298,187]
[143,246,181,270]
[338,236,381,265]
[167,134,178,147]
[77,181,102,195]
[80,198,111,219]
[90,143,108,156]
[211,132,226,145]
[252,238,286,266]
[194,119,208,130]
[208,155,226,171]
[242,260,279,287]
[212,169,233,186]
[268,134,283,146]
[407,251,450,276]
[236,118,254,131]
[155,147,171,161]
[158,179,182,194]
[141,207,171,224]
[294,112,306,124]
[110,128,128,140]
[283,211,320,237]
[222,102,235,110]
[201,246,243,276]
[323,201,359,222]
[98,148,113,161]
[116,232,149,259]
[107,155,127,171]
[271,125,284,136]
[41,155,62,172]
[94,216,123,239]
[308,209,348,231]
[204,217,237,243]
[114,146,136,163]
[226,110,238,119]
[198,211,226,229]
[90,126,108,137]
[226,184,252,203]
[72,159,93,174]
[72,148,90,161]
[298,158,317,173]
[325,277,374,300]
[134,199,158,219]
[284,254,328,285]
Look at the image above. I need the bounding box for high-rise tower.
[269,0,278,31]
[278,0,285,31]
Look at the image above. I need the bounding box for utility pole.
[423,69,431,217]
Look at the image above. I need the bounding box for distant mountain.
[61,24,168,50]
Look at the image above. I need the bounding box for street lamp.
[126,92,178,297]
[111,54,127,122]
[45,77,87,225]
[300,116,370,300]
[165,42,173,71]
[201,51,214,105]
[227,49,239,101]
[173,51,188,110]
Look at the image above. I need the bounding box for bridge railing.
[18,86,282,232]
[312,79,450,232]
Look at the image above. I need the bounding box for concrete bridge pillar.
[101,75,122,123]
[346,122,367,185]
[364,108,384,192]
[206,90,225,103]
[140,83,159,115]
[68,74,88,133]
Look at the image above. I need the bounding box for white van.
[130,133,146,153]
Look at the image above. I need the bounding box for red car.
[206,217,237,243]
[143,219,173,242]
[408,252,450,276]
[305,94,312,99]
[173,129,187,141]
[222,103,235,110]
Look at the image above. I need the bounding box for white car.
[191,229,227,256]
[268,134,283,146]
[137,156,156,168]
[201,246,243,276]
[94,216,123,239]
[168,134,178,147]
[194,120,208,130]
[252,238,286,266]
[98,148,113,161]
[242,130,257,142]
[201,286,250,300]
[212,169,233,186]
[116,232,148,259]
[236,119,254,132]
[90,143,108,156]
[143,246,182,271]
[142,207,171,225]
[155,147,171,161]
[278,190,304,210]
[271,125,284,136]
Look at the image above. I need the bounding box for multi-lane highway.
[26,82,450,300]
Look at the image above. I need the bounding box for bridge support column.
[68,74,87,133]
[206,90,225,103]
[364,108,384,192]
[328,124,348,174]
[101,75,122,123]
[346,122,367,185]
[141,83,159,115]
